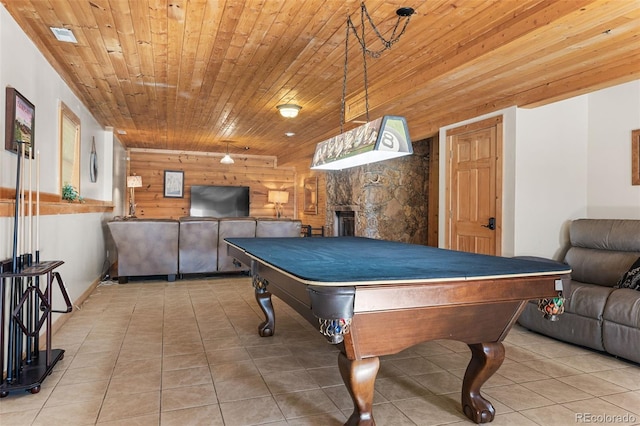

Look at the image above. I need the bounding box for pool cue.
[6,142,24,382]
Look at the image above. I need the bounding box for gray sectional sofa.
[108,217,302,283]
[518,219,640,364]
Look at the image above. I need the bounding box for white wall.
[439,80,640,259]
[587,80,640,218]
[1,5,115,317]
[514,97,589,258]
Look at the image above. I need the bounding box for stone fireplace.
[324,138,431,244]
[332,208,356,237]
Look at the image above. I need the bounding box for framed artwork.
[304,176,318,214]
[633,129,640,186]
[164,170,184,198]
[5,87,35,158]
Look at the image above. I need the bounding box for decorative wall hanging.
[5,87,35,158]
[89,137,98,182]
[633,129,639,185]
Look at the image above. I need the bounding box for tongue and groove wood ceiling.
[3,0,639,166]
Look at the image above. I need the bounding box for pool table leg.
[338,352,380,426]
[252,272,275,337]
[461,342,505,423]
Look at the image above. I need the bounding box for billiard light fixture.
[310,4,414,170]
[311,116,412,170]
[276,104,301,118]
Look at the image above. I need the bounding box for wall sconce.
[268,190,289,218]
[276,104,301,118]
[126,175,142,217]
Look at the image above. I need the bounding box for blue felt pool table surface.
[225,237,571,285]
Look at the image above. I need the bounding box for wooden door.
[445,116,502,255]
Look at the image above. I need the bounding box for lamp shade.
[220,154,234,164]
[268,190,289,204]
[276,104,301,118]
[310,116,412,170]
[127,175,142,188]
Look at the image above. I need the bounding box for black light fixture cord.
[340,2,413,132]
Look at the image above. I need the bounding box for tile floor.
[1,275,639,426]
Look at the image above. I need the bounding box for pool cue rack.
[0,258,72,397]
[1,140,72,397]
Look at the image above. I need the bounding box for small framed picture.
[5,87,35,158]
[633,129,640,186]
[164,170,184,198]
[304,176,318,215]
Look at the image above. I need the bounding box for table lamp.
[127,175,142,217]
[268,190,289,218]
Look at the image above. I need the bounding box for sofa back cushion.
[566,219,640,287]
[218,218,257,272]
[108,219,179,277]
[256,219,302,237]
[179,217,220,274]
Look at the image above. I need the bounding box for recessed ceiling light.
[50,27,77,43]
[285,132,295,137]
[117,129,127,135]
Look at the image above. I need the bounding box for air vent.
[50,27,77,43]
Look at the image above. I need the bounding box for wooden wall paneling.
[128,149,296,219]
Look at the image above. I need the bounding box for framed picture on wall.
[633,129,640,186]
[5,87,35,158]
[304,176,318,215]
[164,170,184,198]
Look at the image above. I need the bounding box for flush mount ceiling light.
[276,104,301,118]
[220,141,234,164]
[50,27,77,43]
[310,3,415,170]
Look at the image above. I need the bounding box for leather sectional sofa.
[518,219,640,364]
[107,217,302,283]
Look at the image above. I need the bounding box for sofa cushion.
[564,280,615,319]
[602,288,640,363]
[602,288,640,328]
[570,219,640,252]
[108,219,179,279]
[256,219,302,237]
[218,218,257,272]
[179,217,219,274]
[565,247,640,287]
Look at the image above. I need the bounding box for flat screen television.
[190,185,250,217]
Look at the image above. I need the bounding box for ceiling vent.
[50,27,77,43]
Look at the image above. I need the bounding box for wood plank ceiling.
[3,0,639,166]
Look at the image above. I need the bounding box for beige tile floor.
[1,275,639,426]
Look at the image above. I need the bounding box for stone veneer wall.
[325,138,431,244]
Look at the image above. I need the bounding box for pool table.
[225,237,570,425]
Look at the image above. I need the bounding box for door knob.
[482,217,496,230]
